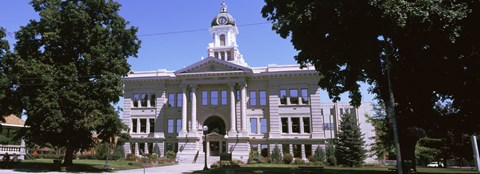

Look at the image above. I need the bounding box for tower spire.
[221,2,227,13]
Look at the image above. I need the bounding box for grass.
[194,163,480,174]
[12,159,142,173]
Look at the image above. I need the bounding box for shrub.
[78,154,96,159]
[110,145,125,160]
[308,155,317,162]
[247,150,260,164]
[126,153,138,161]
[166,151,176,160]
[283,153,293,164]
[271,144,283,164]
[314,146,326,162]
[293,158,305,165]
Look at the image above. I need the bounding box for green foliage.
[335,113,366,167]
[325,141,336,166]
[111,145,125,160]
[270,144,283,164]
[165,151,176,160]
[282,153,293,164]
[314,146,326,162]
[77,154,96,159]
[262,0,480,166]
[366,104,396,160]
[248,150,260,164]
[415,137,442,165]
[292,158,305,165]
[5,0,140,165]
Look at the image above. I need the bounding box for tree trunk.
[63,145,75,165]
[400,133,419,174]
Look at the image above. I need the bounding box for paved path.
[0,163,205,174]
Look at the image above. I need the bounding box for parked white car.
[427,162,444,168]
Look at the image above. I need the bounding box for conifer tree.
[314,146,326,162]
[325,140,336,166]
[335,113,366,167]
[271,144,282,164]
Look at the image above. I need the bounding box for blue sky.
[1,1,375,117]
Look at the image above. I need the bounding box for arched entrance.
[203,116,227,156]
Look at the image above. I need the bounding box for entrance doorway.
[204,116,227,157]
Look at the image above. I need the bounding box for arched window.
[220,34,226,46]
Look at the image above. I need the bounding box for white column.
[191,85,197,132]
[145,142,149,154]
[134,143,139,156]
[181,86,188,133]
[241,83,247,132]
[229,84,236,134]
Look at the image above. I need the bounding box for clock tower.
[208,2,247,66]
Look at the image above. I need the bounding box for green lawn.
[196,164,480,174]
[13,159,141,173]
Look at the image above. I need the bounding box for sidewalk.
[0,163,205,174]
[113,163,205,174]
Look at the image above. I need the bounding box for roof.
[1,115,25,127]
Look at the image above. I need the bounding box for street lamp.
[203,125,209,171]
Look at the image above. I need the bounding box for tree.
[262,1,480,172]
[335,113,366,167]
[271,144,282,164]
[5,0,140,165]
[367,103,395,160]
[325,140,336,166]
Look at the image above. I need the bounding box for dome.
[211,2,236,27]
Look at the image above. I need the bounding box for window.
[202,91,208,105]
[350,108,356,116]
[340,108,344,115]
[250,118,257,133]
[133,93,139,107]
[323,123,334,130]
[293,144,302,158]
[141,93,148,107]
[176,119,182,133]
[290,89,298,104]
[259,90,266,106]
[148,143,153,154]
[261,144,269,157]
[249,91,257,106]
[165,143,178,153]
[303,117,311,133]
[140,119,146,133]
[177,93,183,107]
[149,119,155,133]
[330,108,335,115]
[251,144,258,152]
[221,90,227,105]
[291,117,300,133]
[320,109,324,115]
[168,93,175,107]
[220,51,225,60]
[282,144,290,154]
[139,143,145,154]
[214,51,219,58]
[281,118,288,133]
[260,118,267,134]
[150,94,156,107]
[279,89,287,105]
[236,90,240,101]
[301,88,308,104]
[211,91,218,105]
[167,119,174,133]
[220,34,225,46]
[132,119,137,133]
[227,51,232,60]
[305,144,312,158]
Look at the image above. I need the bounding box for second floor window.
[221,90,227,105]
[132,119,137,133]
[259,90,266,106]
[202,91,208,105]
[149,119,155,133]
[250,118,257,133]
[249,91,257,106]
[211,91,218,105]
[281,118,288,133]
[177,93,183,107]
[291,117,300,133]
[168,93,175,107]
[280,89,287,105]
[140,119,146,133]
[260,118,267,134]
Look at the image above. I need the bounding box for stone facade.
[122,3,376,164]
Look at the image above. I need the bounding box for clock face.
[218,16,227,25]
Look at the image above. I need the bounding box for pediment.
[174,57,252,76]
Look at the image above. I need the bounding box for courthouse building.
[122,3,375,163]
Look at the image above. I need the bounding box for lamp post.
[203,125,209,171]
[224,134,229,153]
